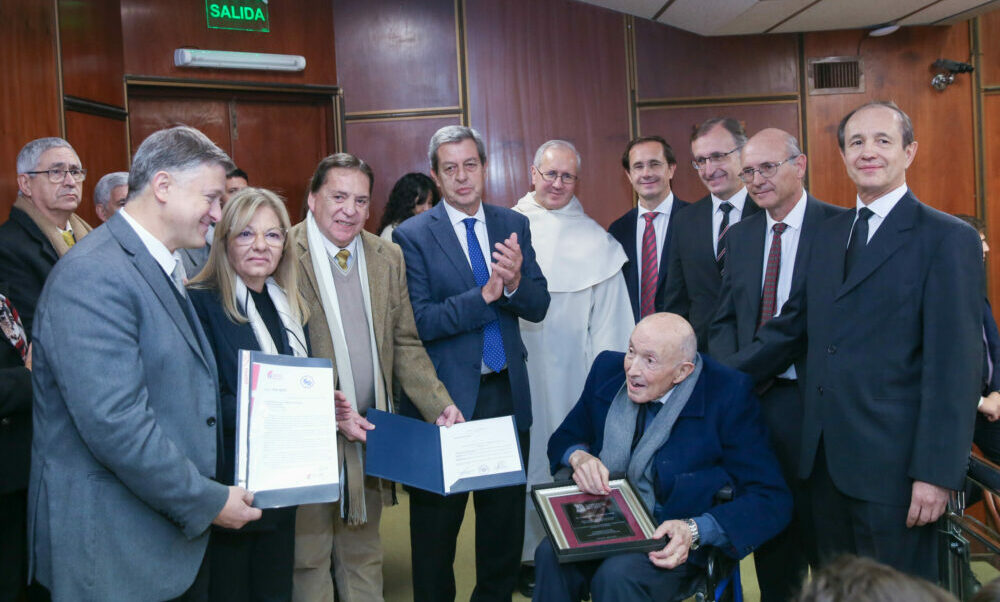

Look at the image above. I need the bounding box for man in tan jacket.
[290,152,462,602]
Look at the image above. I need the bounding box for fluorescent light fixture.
[869,23,900,37]
[174,49,305,72]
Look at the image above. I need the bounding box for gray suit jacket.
[28,212,229,600]
[179,243,211,280]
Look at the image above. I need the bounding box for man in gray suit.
[28,126,261,601]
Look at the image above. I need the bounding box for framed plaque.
[531,477,666,563]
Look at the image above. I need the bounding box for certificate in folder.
[235,350,340,508]
[365,409,525,495]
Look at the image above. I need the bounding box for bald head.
[741,128,806,221]
[624,313,697,403]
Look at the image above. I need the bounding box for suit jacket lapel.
[658,201,685,283]
[362,233,389,354]
[695,199,717,274]
[621,209,639,279]
[836,193,916,299]
[792,196,823,286]
[745,217,766,322]
[429,203,477,288]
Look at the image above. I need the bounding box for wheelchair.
[941,454,1000,601]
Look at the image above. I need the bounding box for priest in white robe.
[512,140,635,581]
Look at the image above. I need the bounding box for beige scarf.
[14,195,92,257]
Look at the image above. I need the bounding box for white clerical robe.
[512,192,635,560]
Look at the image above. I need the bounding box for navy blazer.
[548,351,791,562]
[608,198,690,322]
[393,201,550,429]
[730,192,983,505]
[661,194,761,352]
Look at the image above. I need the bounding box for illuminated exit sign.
[206,1,270,32]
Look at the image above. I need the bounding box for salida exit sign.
[206,1,270,32]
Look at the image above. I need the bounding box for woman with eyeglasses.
[188,187,310,602]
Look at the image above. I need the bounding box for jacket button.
[827,345,837,354]
[0,417,10,426]
[816,386,824,396]
[206,417,217,427]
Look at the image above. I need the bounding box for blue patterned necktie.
[463,218,507,372]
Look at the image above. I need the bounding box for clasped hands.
[481,233,522,303]
[333,390,464,443]
[567,449,692,569]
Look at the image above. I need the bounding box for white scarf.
[305,212,386,523]
[233,275,308,358]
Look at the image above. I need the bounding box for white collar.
[120,208,183,276]
[443,199,486,227]
[766,189,808,232]
[637,192,674,217]
[313,219,360,261]
[712,187,748,212]
[856,183,907,219]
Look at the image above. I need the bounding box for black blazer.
[608,197,689,322]
[661,194,761,351]
[730,192,983,505]
[0,206,60,339]
[0,284,31,494]
[189,287,309,529]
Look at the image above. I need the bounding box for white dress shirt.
[712,187,749,255]
[635,193,674,284]
[120,208,185,281]
[850,183,908,245]
[762,190,808,380]
[318,231,359,272]
[443,201,493,275]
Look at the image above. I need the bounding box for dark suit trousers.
[0,489,26,602]
[808,442,938,583]
[974,413,1000,464]
[207,509,295,602]
[407,371,529,602]
[533,539,696,602]
[753,380,814,602]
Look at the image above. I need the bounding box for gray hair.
[17,137,76,174]
[533,140,581,170]
[93,171,129,208]
[128,126,234,201]
[837,100,914,150]
[428,125,487,174]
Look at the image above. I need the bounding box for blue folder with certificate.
[365,409,526,495]
[235,350,341,508]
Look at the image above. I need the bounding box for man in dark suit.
[608,136,689,322]
[662,118,760,351]
[709,128,845,601]
[728,102,983,581]
[393,125,550,602]
[533,313,791,602]
[0,137,93,338]
[28,126,261,601]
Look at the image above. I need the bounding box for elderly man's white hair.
[533,140,581,170]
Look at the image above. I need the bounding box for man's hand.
[648,520,692,569]
[212,486,262,529]
[334,390,374,442]
[491,232,523,293]
[906,480,950,527]
[981,392,1000,421]
[569,450,610,495]
[25,343,31,371]
[435,404,465,427]
[481,270,504,304]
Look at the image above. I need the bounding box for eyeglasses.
[738,155,800,184]
[25,168,87,183]
[536,169,578,185]
[232,227,286,247]
[691,147,740,171]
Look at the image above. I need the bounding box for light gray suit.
[28,212,230,600]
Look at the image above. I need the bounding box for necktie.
[335,249,351,270]
[716,202,735,273]
[0,294,27,363]
[463,218,507,372]
[844,207,874,279]
[758,222,788,328]
[630,401,663,453]
[640,212,660,318]
[61,230,76,248]
[171,261,187,298]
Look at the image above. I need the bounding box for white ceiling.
[577,0,1000,35]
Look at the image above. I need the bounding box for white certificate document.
[236,350,340,507]
[439,416,522,494]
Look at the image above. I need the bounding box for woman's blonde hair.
[188,187,308,325]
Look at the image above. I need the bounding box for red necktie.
[758,222,788,328]
[716,201,735,274]
[640,212,660,318]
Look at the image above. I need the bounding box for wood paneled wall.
[979,12,1000,315]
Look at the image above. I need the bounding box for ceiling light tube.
[174,49,306,72]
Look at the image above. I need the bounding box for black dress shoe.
[518,563,535,598]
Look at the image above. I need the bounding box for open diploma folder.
[235,350,340,508]
[365,409,526,495]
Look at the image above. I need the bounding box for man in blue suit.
[28,126,262,601]
[729,102,983,581]
[608,136,689,322]
[534,313,791,602]
[393,125,550,602]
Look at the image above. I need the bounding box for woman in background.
[378,172,439,240]
[189,187,309,602]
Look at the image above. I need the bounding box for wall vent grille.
[808,56,864,95]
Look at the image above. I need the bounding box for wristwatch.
[685,518,701,550]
